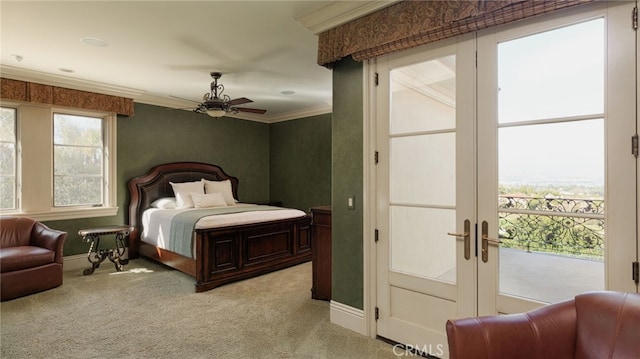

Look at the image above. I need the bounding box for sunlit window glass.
[0,108,17,210]
[53,113,104,207]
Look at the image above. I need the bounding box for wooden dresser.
[310,206,332,300]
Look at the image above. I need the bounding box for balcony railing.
[498,196,604,259]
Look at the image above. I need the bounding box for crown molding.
[253,103,332,123]
[0,65,145,98]
[295,0,399,35]
[2,66,332,124]
[136,93,331,124]
[135,93,196,111]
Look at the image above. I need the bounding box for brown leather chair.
[0,216,67,301]
[446,291,640,359]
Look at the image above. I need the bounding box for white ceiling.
[0,1,394,122]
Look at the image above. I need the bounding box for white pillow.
[202,179,236,205]
[150,197,177,209]
[170,180,204,209]
[191,192,227,208]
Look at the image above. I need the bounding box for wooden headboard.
[127,162,239,256]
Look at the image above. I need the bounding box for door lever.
[447,219,471,260]
[483,236,502,245]
[481,221,501,263]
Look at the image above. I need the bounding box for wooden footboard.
[195,216,311,292]
[137,215,311,292]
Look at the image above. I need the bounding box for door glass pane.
[498,19,604,123]
[388,55,457,283]
[497,19,605,303]
[390,206,456,282]
[499,120,604,185]
[390,133,455,206]
[391,56,456,134]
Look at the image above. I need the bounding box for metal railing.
[498,196,604,259]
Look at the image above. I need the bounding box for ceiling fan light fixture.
[206,109,226,118]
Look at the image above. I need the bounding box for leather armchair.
[446,291,640,359]
[1,216,67,301]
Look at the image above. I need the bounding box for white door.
[375,1,638,357]
[476,0,638,314]
[375,35,476,358]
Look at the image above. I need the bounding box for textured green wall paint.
[45,103,332,257]
[270,114,332,212]
[331,58,364,309]
[118,103,270,203]
[47,103,270,256]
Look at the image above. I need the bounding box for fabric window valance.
[1,77,134,116]
[317,0,595,67]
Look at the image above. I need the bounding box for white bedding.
[141,203,306,252]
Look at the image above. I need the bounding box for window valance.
[0,77,134,116]
[317,0,595,67]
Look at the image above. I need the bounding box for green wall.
[270,113,332,212]
[47,102,333,256]
[116,103,271,204]
[331,58,364,309]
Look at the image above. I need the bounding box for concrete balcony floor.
[500,247,604,303]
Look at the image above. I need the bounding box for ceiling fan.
[191,72,266,117]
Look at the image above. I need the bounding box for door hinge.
[632,134,639,157]
[374,151,379,164]
[375,306,379,320]
[375,72,379,86]
[375,229,379,242]
[633,261,639,284]
[633,6,638,30]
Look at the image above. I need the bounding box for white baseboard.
[330,300,367,336]
[63,249,129,273]
[63,254,88,272]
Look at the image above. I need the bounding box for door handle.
[481,220,501,263]
[447,219,471,260]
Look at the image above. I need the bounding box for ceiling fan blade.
[234,107,267,114]
[228,97,253,106]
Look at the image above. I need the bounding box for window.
[53,113,104,207]
[0,107,17,210]
[0,103,117,220]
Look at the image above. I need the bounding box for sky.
[497,18,605,187]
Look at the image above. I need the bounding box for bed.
[127,162,312,292]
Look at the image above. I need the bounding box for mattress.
[141,203,306,254]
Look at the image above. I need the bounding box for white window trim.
[1,102,118,221]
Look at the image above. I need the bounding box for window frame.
[53,112,106,208]
[0,106,18,210]
[0,101,118,221]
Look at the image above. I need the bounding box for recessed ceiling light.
[80,37,108,47]
[280,90,295,95]
[59,68,75,73]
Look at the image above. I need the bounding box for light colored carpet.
[1,259,398,359]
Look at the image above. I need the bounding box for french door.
[374,34,476,356]
[374,2,638,358]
